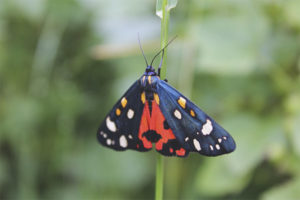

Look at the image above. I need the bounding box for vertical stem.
[155,0,170,200]
[155,154,164,200]
[159,0,170,80]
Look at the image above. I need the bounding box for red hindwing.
[138,101,186,156]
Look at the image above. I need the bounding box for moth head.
[145,65,156,74]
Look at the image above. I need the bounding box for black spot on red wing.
[164,139,182,150]
[159,139,188,157]
[163,120,170,130]
[143,130,162,143]
[136,140,151,151]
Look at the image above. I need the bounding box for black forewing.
[97,80,150,152]
[157,80,236,156]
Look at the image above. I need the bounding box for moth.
[97,40,236,157]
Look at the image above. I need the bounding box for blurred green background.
[1,0,300,199]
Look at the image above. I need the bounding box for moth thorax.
[145,91,154,101]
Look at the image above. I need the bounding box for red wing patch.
[150,101,176,150]
[138,102,152,149]
[138,101,186,157]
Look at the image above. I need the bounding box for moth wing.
[97,80,150,152]
[157,80,236,156]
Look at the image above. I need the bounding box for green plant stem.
[159,0,170,80]
[155,154,164,200]
[155,0,170,200]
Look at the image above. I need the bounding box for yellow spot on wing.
[190,109,195,117]
[142,76,146,83]
[178,97,186,109]
[141,92,146,104]
[154,93,160,105]
[116,108,121,116]
[148,76,152,84]
[121,97,127,108]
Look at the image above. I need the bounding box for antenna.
[138,34,149,67]
[150,35,177,67]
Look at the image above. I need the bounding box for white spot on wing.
[127,109,134,119]
[128,134,133,139]
[218,138,222,143]
[216,144,220,150]
[103,133,107,138]
[210,145,214,151]
[106,117,117,132]
[223,136,227,140]
[174,109,182,119]
[119,135,128,148]
[185,137,189,142]
[202,119,213,135]
[106,139,112,145]
[193,139,201,151]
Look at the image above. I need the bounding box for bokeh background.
[1,0,300,199]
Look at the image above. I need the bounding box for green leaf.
[188,1,270,75]
[156,0,178,18]
[262,177,300,200]
[283,0,300,29]
[194,113,285,197]
[291,113,300,156]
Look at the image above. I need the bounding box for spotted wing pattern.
[97,81,150,152]
[157,80,236,156]
[138,100,187,157]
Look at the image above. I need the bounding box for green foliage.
[0,0,300,199]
